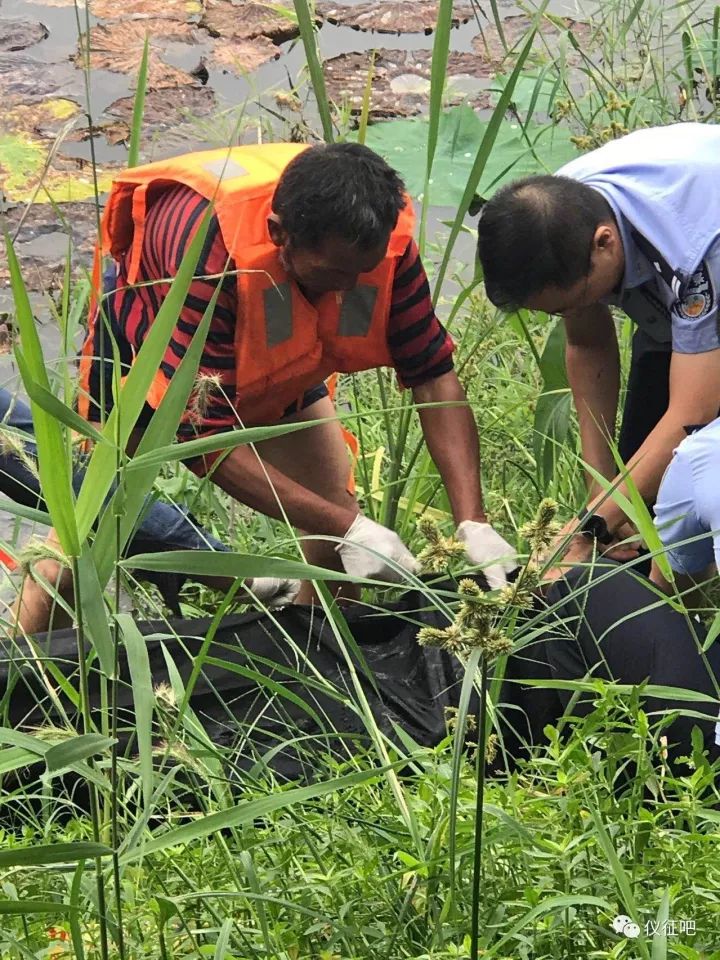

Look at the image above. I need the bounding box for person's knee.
[30,557,72,593]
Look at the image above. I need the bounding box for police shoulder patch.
[678,262,715,320]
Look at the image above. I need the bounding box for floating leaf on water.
[324,50,492,118]
[201,0,300,43]
[61,119,132,147]
[389,74,432,95]
[0,135,117,204]
[98,122,131,147]
[23,0,201,8]
[473,15,594,68]
[41,163,118,204]
[0,134,45,199]
[318,1,473,34]
[0,19,49,52]
[104,88,217,155]
[1,192,105,288]
[211,35,281,74]
[0,54,81,102]
[91,0,202,18]
[75,20,201,89]
[2,201,99,283]
[105,85,216,129]
[359,106,578,205]
[4,97,81,140]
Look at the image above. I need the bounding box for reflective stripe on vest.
[339,285,378,337]
[264,282,382,348]
[264,283,293,346]
[202,157,249,181]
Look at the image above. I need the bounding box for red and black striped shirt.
[98,184,454,441]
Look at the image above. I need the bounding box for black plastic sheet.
[1,587,477,784]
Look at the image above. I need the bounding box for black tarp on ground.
[0,586,478,783]
[2,567,719,794]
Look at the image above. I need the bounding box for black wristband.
[577,512,613,545]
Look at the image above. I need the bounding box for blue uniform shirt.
[558,124,720,354]
[654,418,720,574]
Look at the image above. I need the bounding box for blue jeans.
[0,388,228,554]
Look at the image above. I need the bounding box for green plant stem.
[110,526,126,960]
[71,555,110,960]
[73,0,105,422]
[470,655,489,960]
[383,405,413,531]
[293,0,334,142]
[109,360,126,960]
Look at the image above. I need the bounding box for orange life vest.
[80,143,416,426]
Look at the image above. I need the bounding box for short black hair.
[272,142,406,250]
[476,175,614,310]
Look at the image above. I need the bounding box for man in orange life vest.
[77,142,515,601]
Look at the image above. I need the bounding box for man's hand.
[544,521,641,574]
[336,514,420,582]
[456,520,517,589]
[244,577,301,608]
[603,522,643,561]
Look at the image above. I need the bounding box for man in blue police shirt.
[477,123,720,563]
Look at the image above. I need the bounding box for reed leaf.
[5,233,79,556]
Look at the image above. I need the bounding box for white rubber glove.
[456,520,517,590]
[244,577,301,609]
[336,514,420,582]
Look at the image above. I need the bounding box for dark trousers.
[499,565,720,766]
[618,329,672,464]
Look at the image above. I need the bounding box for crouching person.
[75,141,515,604]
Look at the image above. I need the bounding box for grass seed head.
[0,426,39,480]
[274,90,302,112]
[417,622,465,653]
[519,497,561,553]
[189,372,223,423]
[444,706,477,734]
[154,682,178,714]
[483,627,513,658]
[498,564,540,609]
[18,537,69,577]
[417,625,450,648]
[456,578,498,632]
[417,518,467,573]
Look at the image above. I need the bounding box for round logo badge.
[679,293,709,319]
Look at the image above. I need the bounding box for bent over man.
[477,123,720,564]
[75,142,514,601]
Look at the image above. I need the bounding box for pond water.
[1,0,599,304]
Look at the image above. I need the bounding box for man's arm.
[412,369,486,523]
[212,442,357,538]
[592,348,720,535]
[563,304,620,495]
[414,369,515,586]
[648,559,709,596]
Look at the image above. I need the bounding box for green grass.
[2,0,720,956]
